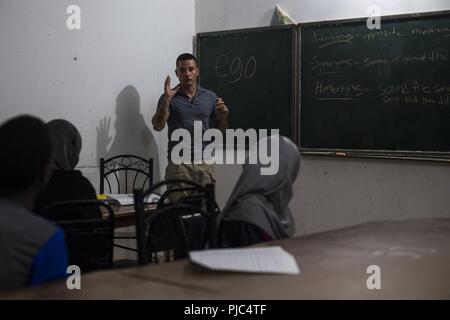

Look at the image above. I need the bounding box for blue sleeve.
[29,228,68,285]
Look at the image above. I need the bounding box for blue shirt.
[158,85,217,160]
[29,228,68,286]
[0,199,68,291]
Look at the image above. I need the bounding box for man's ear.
[175,69,179,77]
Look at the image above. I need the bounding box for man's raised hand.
[164,76,180,101]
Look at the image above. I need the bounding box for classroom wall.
[2,0,449,238]
[196,0,450,235]
[0,0,195,188]
[196,0,450,32]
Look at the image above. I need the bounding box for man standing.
[152,53,228,196]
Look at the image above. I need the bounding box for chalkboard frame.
[196,24,299,145]
[298,10,450,160]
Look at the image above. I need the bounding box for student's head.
[219,135,300,245]
[241,135,300,210]
[175,53,199,86]
[224,135,300,221]
[0,115,53,197]
[46,119,82,171]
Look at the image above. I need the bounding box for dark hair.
[176,53,198,67]
[0,115,53,193]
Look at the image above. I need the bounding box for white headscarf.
[219,135,300,240]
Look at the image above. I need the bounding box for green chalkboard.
[197,25,297,140]
[300,12,450,155]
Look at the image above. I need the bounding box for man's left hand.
[216,98,229,119]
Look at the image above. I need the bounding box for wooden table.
[2,218,450,299]
[102,203,156,228]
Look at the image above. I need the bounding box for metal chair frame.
[133,179,220,265]
[39,199,115,272]
[100,155,153,194]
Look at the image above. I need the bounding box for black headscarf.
[47,119,82,171]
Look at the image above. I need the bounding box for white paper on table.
[189,246,300,275]
[106,193,160,205]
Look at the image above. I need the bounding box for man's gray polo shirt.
[158,85,217,161]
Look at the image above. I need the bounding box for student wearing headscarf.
[34,119,100,220]
[218,135,300,248]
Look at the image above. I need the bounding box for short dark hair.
[176,53,198,67]
[0,115,53,193]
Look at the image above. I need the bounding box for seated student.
[218,135,300,248]
[0,115,68,291]
[34,119,101,220]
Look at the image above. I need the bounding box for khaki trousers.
[164,161,215,201]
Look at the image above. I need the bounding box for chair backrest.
[100,155,153,194]
[38,200,115,272]
[133,179,220,265]
[157,185,208,210]
[146,203,210,263]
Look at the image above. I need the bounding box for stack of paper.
[189,246,300,275]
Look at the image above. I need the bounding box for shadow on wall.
[96,85,160,191]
